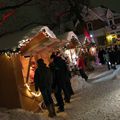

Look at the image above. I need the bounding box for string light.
[5,53,11,59]
[0,47,21,57]
[25,83,41,97]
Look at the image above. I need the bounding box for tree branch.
[0,22,55,38]
[0,0,33,11]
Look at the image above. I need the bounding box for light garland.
[0,30,51,56]
[5,53,11,59]
[25,83,41,97]
[0,47,20,55]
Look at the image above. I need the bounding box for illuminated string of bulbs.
[25,83,41,97]
[0,30,55,56]
[0,38,31,55]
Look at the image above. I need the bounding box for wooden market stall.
[0,26,60,111]
[58,31,81,64]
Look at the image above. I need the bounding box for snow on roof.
[40,26,56,39]
[58,31,78,41]
[0,26,56,50]
[83,6,120,22]
[67,31,79,41]
[106,9,113,18]
[83,7,107,22]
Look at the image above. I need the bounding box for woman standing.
[77,54,88,81]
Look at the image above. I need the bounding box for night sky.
[90,0,120,12]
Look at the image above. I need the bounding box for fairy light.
[25,83,31,91]
[89,47,96,56]
[5,52,11,59]
[31,91,41,97]
[25,83,41,97]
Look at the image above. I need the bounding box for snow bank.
[0,109,45,120]
[71,75,91,91]
[92,66,120,83]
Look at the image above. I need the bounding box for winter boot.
[57,106,64,113]
[51,104,56,116]
[47,104,56,117]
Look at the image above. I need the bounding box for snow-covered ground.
[1,65,120,120]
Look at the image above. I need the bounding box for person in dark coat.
[108,47,116,70]
[114,45,120,64]
[34,58,56,117]
[103,48,111,70]
[98,48,105,65]
[64,57,74,96]
[50,53,65,112]
[50,52,71,112]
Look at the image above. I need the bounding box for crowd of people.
[98,45,120,70]
[33,44,120,117]
[34,51,74,117]
[33,50,88,117]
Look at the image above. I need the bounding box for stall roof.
[57,31,79,41]
[0,26,56,50]
[20,32,60,56]
[57,31,81,49]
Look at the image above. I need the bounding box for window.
[108,19,115,26]
[87,22,93,31]
[109,20,113,26]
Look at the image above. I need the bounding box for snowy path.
[1,66,120,120]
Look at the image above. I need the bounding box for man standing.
[34,59,56,117]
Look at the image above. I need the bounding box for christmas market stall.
[57,31,81,75]
[58,31,81,65]
[0,26,60,111]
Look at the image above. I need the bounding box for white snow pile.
[92,65,120,83]
[115,66,120,79]
[71,75,91,91]
[0,109,45,120]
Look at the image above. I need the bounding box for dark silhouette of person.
[98,48,105,65]
[78,54,88,81]
[108,47,116,70]
[50,52,71,112]
[34,58,56,117]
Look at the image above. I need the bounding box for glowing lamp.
[90,34,93,37]
[106,35,113,43]
[106,34,117,43]
[89,47,96,56]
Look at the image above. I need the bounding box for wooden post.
[26,55,32,83]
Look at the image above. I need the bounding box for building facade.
[81,6,120,45]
